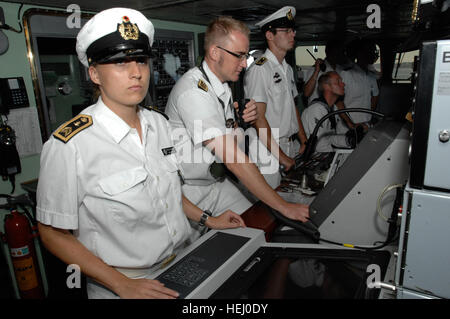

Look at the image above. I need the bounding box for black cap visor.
[95,48,153,65]
[86,31,153,65]
[262,17,296,33]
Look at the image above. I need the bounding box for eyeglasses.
[275,28,296,35]
[216,46,250,61]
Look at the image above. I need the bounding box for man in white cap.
[245,6,308,178]
[165,16,310,242]
[36,7,245,299]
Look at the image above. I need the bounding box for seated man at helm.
[301,71,359,153]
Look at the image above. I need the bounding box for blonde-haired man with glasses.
[166,16,310,241]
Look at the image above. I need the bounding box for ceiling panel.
[5,0,425,43]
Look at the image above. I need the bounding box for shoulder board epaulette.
[255,57,267,66]
[53,114,92,143]
[143,105,169,121]
[197,79,208,92]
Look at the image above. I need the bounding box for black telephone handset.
[233,70,251,130]
[0,123,21,193]
[0,77,29,114]
[237,98,251,130]
[319,62,327,72]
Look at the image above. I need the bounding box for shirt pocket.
[271,80,288,97]
[160,153,179,173]
[99,166,148,196]
[158,154,182,199]
[98,166,149,228]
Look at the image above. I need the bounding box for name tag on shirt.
[161,147,175,156]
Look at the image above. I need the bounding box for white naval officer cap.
[76,7,154,67]
[255,6,296,32]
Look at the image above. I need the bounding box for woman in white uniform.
[36,8,244,299]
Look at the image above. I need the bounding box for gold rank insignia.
[143,105,169,120]
[118,16,139,40]
[53,114,93,143]
[198,79,208,92]
[287,9,294,20]
[255,57,267,65]
[159,254,176,270]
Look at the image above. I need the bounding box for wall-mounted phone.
[0,77,29,114]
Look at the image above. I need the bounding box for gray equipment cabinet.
[395,39,450,299]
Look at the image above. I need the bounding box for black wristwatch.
[198,210,212,227]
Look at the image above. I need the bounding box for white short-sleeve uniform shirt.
[165,61,251,229]
[36,98,192,269]
[165,60,235,182]
[301,99,349,153]
[340,64,379,124]
[244,49,299,141]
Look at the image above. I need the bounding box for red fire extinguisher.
[4,209,44,299]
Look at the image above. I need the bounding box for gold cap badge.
[118,16,140,40]
[287,9,293,20]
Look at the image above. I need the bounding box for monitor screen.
[211,247,391,299]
